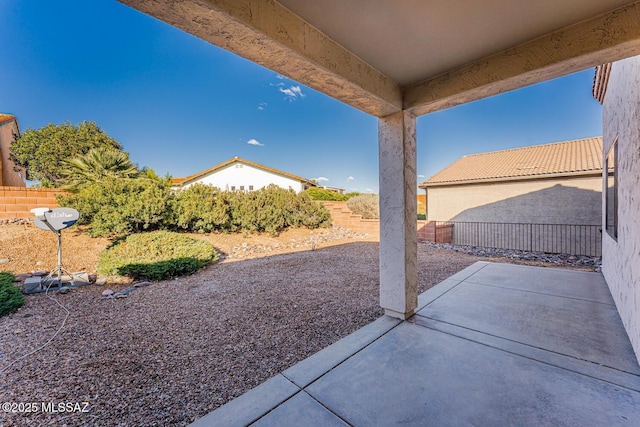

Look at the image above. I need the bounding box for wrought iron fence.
[435,221,601,257]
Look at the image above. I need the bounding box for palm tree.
[60,147,139,191]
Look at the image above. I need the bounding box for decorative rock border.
[226,226,370,259]
[100,281,151,300]
[422,241,602,271]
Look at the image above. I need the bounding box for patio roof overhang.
[117,0,640,319]
[119,0,640,117]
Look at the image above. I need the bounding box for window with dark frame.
[605,138,618,239]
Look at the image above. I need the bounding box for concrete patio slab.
[463,262,615,304]
[190,262,640,426]
[416,278,461,311]
[283,315,401,388]
[417,271,640,374]
[306,322,640,426]
[189,374,299,427]
[251,392,348,427]
[411,315,640,392]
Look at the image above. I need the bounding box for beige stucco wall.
[426,176,602,224]
[0,118,26,187]
[601,56,640,365]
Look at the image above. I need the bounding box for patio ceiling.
[120,0,640,117]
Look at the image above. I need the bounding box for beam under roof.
[120,0,640,118]
[404,2,640,115]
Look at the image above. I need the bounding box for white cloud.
[270,75,306,101]
[365,188,375,193]
[417,174,425,178]
[279,85,305,100]
[347,176,355,182]
[257,102,267,110]
[315,177,329,182]
[247,139,264,147]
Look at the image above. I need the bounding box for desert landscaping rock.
[14,273,32,282]
[0,222,596,426]
[423,242,602,271]
[133,281,151,287]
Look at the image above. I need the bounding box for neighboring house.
[420,137,603,225]
[0,113,26,187]
[318,185,345,194]
[593,57,640,364]
[171,157,316,193]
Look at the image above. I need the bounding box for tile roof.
[0,114,17,125]
[592,64,611,104]
[172,157,316,187]
[421,137,603,187]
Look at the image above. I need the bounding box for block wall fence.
[0,186,66,219]
[321,201,452,243]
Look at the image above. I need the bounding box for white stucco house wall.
[594,57,640,364]
[171,157,316,193]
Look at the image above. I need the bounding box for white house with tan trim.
[171,157,316,193]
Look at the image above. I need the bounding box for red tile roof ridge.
[0,113,17,124]
[458,136,602,158]
[421,136,603,187]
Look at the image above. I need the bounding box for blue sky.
[1,0,603,192]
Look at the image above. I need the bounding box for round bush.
[0,272,24,317]
[97,231,219,280]
[346,194,379,219]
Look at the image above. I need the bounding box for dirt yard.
[0,223,589,426]
[0,222,375,276]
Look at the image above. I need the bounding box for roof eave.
[420,170,603,189]
[593,63,612,104]
[176,157,313,187]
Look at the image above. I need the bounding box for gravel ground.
[0,224,591,426]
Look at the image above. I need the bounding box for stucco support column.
[378,111,418,320]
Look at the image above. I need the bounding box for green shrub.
[59,177,331,237]
[97,231,219,280]
[228,185,331,235]
[170,185,331,236]
[347,194,379,219]
[417,198,427,217]
[0,272,24,317]
[305,187,349,201]
[58,176,173,237]
[171,184,232,233]
[295,192,332,229]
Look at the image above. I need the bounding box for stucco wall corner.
[601,55,640,365]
